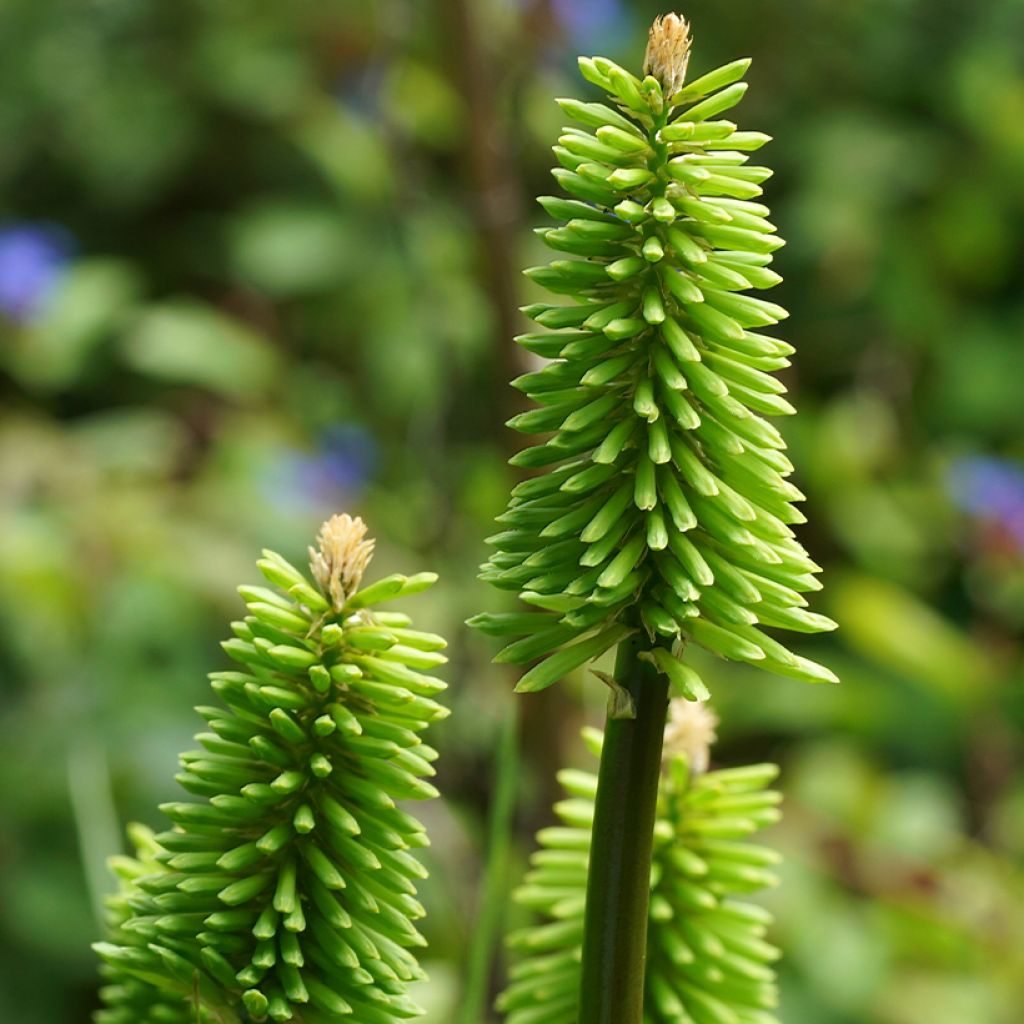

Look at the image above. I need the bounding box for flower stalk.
[474,11,835,1024]
[577,636,669,1024]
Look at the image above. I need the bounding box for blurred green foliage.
[0,1,1021,1023]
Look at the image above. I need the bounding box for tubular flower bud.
[94,825,200,1023]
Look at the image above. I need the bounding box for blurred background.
[1,1,1022,1021]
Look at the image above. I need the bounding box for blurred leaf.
[928,317,1024,434]
[195,17,312,119]
[382,59,464,147]
[829,572,994,703]
[873,774,963,857]
[785,881,890,1014]
[991,783,1024,856]
[291,99,394,201]
[120,300,280,400]
[230,201,353,296]
[881,973,1009,1024]
[5,259,139,391]
[411,960,459,1024]
[71,408,185,477]
[810,391,900,484]
[0,851,96,963]
[58,70,197,204]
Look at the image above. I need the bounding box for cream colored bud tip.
[663,698,718,775]
[644,13,692,98]
[309,513,375,611]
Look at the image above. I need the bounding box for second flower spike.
[94,515,449,1023]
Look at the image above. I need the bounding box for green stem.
[577,635,670,1024]
[458,699,520,1024]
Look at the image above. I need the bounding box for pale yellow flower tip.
[309,513,375,611]
[663,697,718,775]
[644,13,693,98]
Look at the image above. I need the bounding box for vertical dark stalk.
[438,0,524,411]
[577,636,670,1024]
[441,0,572,858]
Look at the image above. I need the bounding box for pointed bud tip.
[309,513,375,612]
[663,697,718,775]
[644,13,693,98]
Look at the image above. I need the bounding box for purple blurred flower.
[0,222,74,323]
[333,62,386,117]
[267,424,378,512]
[948,456,1024,550]
[552,0,628,53]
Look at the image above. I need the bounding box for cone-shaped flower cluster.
[474,33,835,696]
[500,704,783,1024]
[95,515,449,1024]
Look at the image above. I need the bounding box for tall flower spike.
[472,19,837,698]
[499,711,784,1024]
[94,516,448,1024]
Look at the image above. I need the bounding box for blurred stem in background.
[440,0,576,824]
[67,737,120,931]
[457,702,521,1024]
[440,0,523,394]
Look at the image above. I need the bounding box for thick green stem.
[577,636,670,1024]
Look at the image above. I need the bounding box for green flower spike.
[500,701,784,1024]
[472,14,837,698]
[94,514,449,1024]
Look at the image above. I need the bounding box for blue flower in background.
[0,221,74,323]
[948,455,1024,551]
[333,62,385,117]
[267,424,379,513]
[552,0,628,55]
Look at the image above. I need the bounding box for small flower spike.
[95,516,448,1024]
[500,703,784,1024]
[472,20,836,698]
